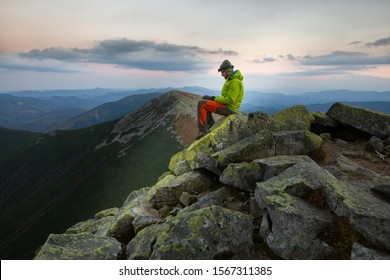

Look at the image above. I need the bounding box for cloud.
[348,40,363,46]
[18,38,238,72]
[286,54,296,61]
[0,62,76,73]
[251,57,276,63]
[283,65,375,77]
[348,36,390,48]
[301,51,390,66]
[366,36,390,47]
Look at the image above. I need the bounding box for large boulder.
[181,114,251,174]
[65,207,118,235]
[108,171,214,243]
[126,206,253,259]
[351,243,390,260]
[326,102,390,138]
[220,155,314,192]
[213,130,322,168]
[145,171,214,209]
[324,177,390,251]
[213,131,275,168]
[271,105,315,130]
[255,160,337,259]
[108,187,160,243]
[34,233,121,260]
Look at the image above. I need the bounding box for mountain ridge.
[0,90,199,259]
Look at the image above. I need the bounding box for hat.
[218,60,234,72]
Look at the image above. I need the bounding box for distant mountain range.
[1,87,389,132]
[0,90,200,259]
[56,92,163,130]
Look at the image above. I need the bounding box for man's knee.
[198,100,208,107]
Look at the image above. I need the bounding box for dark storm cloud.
[18,38,238,72]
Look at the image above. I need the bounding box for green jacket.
[214,70,244,112]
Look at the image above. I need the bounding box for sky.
[1,0,390,93]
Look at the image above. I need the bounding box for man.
[196,60,244,139]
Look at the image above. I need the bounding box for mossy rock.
[213,130,275,168]
[324,178,390,251]
[145,171,213,209]
[126,205,253,259]
[326,102,390,138]
[168,149,191,176]
[65,216,114,235]
[271,105,315,130]
[34,233,121,260]
[185,114,251,174]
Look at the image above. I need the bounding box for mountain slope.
[0,90,200,259]
[57,92,163,130]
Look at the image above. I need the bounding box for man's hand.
[202,95,215,101]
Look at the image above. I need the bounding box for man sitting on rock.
[196,60,244,140]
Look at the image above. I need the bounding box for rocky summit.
[34,102,390,260]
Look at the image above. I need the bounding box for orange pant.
[197,100,233,127]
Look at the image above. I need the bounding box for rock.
[326,102,390,138]
[249,196,263,219]
[108,188,160,243]
[34,233,121,260]
[213,130,322,168]
[178,187,226,214]
[65,216,114,235]
[351,242,390,260]
[336,155,379,180]
[371,184,390,204]
[220,155,321,193]
[312,112,339,127]
[254,155,315,182]
[122,187,151,207]
[168,150,191,176]
[213,131,275,168]
[126,206,253,259]
[184,114,251,174]
[256,189,335,259]
[335,138,348,145]
[220,162,262,192]
[320,133,331,140]
[271,105,315,130]
[255,159,339,259]
[273,130,322,156]
[94,207,119,219]
[179,191,198,206]
[247,111,281,134]
[324,178,390,251]
[368,136,384,153]
[145,171,213,209]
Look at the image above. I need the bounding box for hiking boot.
[206,118,215,130]
[195,126,208,140]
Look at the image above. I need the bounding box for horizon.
[2,85,390,96]
[1,0,390,92]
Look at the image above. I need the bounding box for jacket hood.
[228,70,244,81]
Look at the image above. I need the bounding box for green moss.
[306,131,323,151]
[271,105,315,130]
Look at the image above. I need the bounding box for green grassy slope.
[0,124,181,259]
